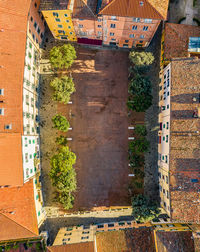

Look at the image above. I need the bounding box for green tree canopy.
[135,125,147,137]
[56,135,68,146]
[127,94,152,112]
[128,74,152,96]
[49,44,76,69]
[52,114,70,132]
[50,76,75,104]
[50,146,77,209]
[129,51,154,66]
[129,137,150,154]
[132,194,160,222]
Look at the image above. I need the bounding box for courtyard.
[40,46,144,211]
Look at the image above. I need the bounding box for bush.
[127,94,152,112]
[56,135,68,146]
[132,194,160,222]
[52,114,70,132]
[128,74,152,96]
[50,146,77,209]
[129,138,150,154]
[50,76,75,104]
[49,44,76,70]
[129,51,154,66]
[135,125,147,136]
[129,154,144,168]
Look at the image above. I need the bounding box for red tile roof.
[99,0,169,20]
[164,23,200,60]
[0,214,38,242]
[0,179,38,235]
[169,57,200,223]
[155,231,195,252]
[0,133,23,186]
[0,0,31,186]
[96,228,155,252]
[73,0,97,18]
[47,242,95,252]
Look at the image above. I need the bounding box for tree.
[129,154,144,168]
[49,44,76,70]
[56,135,68,146]
[135,125,147,136]
[127,94,152,112]
[50,146,77,209]
[129,51,154,66]
[52,114,70,132]
[128,74,152,96]
[50,76,75,104]
[129,138,150,154]
[132,194,160,222]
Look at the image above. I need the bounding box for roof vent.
[140,1,144,6]
[193,97,197,102]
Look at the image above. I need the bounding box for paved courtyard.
[58,48,131,210]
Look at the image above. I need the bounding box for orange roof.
[0,0,30,134]
[0,133,23,186]
[47,242,95,252]
[0,214,38,242]
[99,0,169,20]
[0,179,38,235]
[73,0,97,18]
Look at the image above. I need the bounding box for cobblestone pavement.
[144,23,162,201]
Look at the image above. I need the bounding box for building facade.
[40,0,169,48]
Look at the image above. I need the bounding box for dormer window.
[5,124,12,130]
[0,108,4,115]
[0,89,4,95]
[140,1,144,6]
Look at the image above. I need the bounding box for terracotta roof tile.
[73,0,97,18]
[0,179,38,235]
[155,231,195,252]
[164,23,200,60]
[169,58,200,223]
[0,214,38,241]
[96,228,155,252]
[47,242,95,252]
[99,0,169,20]
[0,133,23,186]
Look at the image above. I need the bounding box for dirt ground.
[59,48,131,210]
[40,45,145,211]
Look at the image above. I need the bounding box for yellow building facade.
[41,9,77,41]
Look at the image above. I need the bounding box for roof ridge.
[99,0,118,15]
[81,0,96,17]
[0,213,38,237]
[146,0,164,19]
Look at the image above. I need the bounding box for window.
[129,34,135,38]
[53,12,59,17]
[69,32,73,35]
[58,24,63,28]
[140,35,144,38]
[37,27,40,34]
[0,108,4,115]
[40,33,44,39]
[132,25,137,30]
[79,24,83,28]
[143,26,148,31]
[66,20,69,23]
[64,233,72,236]
[125,40,129,43]
[144,19,152,23]
[163,124,165,128]
[82,231,90,234]
[166,122,169,129]
[29,154,32,159]
[34,22,37,29]
[166,135,168,143]
[162,155,164,161]
[165,155,168,163]
[162,106,165,111]
[68,26,71,29]
[34,2,37,8]
[98,31,102,35]
[25,153,28,162]
[26,95,29,105]
[58,30,65,34]
[110,23,116,28]
[64,14,68,17]
[97,224,104,228]
[0,89,4,95]
[81,236,89,240]
[38,211,40,216]
[32,33,35,40]
[167,190,169,198]
[166,176,168,184]
[191,179,198,183]
[164,202,166,207]
[133,18,140,22]
[167,91,169,96]
[5,124,12,130]
[55,18,61,22]
[108,223,114,227]
[98,18,101,22]
[167,104,169,109]
[163,136,165,141]
[140,1,144,6]
[111,16,117,20]
[36,195,39,200]
[167,79,169,87]
[98,25,101,28]
[163,189,165,194]
[110,32,114,36]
